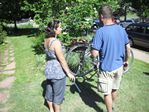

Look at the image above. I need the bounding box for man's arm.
[124,43,131,66]
[91,49,100,67]
[91,49,99,58]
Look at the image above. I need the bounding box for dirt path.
[0,45,16,112]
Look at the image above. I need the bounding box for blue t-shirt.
[92,24,129,72]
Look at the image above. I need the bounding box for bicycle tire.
[83,49,134,74]
[86,48,134,74]
[87,49,134,74]
[66,44,96,77]
[66,44,134,77]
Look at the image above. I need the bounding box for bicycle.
[66,42,134,92]
[66,42,134,80]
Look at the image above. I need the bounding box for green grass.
[17,23,34,29]
[6,36,47,111]
[116,61,149,112]
[0,36,149,112]
[120,12,139,20]
[0,42,8,65]
[0,41,11,81]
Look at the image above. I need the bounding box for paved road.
[132,48,149,63]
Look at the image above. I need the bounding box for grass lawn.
[0,36,149,112]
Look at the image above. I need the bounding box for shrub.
[32,32,45,54]
[58,32,72,46]
[0,24,7,44]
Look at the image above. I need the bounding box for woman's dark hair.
[45,20,60,38]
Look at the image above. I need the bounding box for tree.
[124,0,149,21]
[24,0,119,36]
[0,0,35,29]
[23,0,68,27]
[0,0,20,29]
[59,1,95,36]
[0,0,120,36]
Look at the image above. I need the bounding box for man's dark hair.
[98,5,113,18]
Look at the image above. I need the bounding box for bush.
[58,32,72,46]
[32,32,45,54]
[32,31,73,54]
[0,24,7,44]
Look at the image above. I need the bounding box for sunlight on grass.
[2,36,149,112]
[116,60,149,112]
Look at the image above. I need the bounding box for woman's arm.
[54,40,75,80]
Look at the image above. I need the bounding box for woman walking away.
[44,20,75,112]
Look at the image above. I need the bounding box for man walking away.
[91,5,130,112]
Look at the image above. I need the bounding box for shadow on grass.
[143,72,149,76]
[5,27,40,37]
[70,80,104,112]
[41,80,49,109]
[132,45,149,52]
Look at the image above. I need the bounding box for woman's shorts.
[97,66,123,95]
[45,77,66,105]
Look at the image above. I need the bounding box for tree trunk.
[14,20,17,30]
[124,6,127,21]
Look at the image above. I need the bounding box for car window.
[126,24,149,34]
[126,25,137,31]
[126,25,132,31]
[126,20,132,22]
[136,26,144,33]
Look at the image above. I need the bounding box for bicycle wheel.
[123,49,134,73]
[66,44,96,77]
[82,49,134,74]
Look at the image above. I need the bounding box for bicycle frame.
[66,43,134,77]
[66,43,134,93]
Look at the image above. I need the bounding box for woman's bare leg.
[47,101,54,112]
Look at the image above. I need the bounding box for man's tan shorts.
[97,66,123,95]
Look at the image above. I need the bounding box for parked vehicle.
[125,23,149,49]
[119,19,135,28]
[91,19,103,32]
